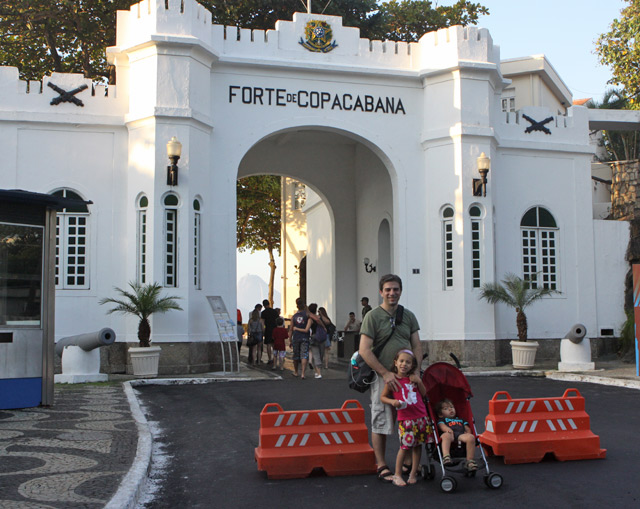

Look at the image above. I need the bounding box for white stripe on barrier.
[343,432,355,443]
[275,435,286,447]
[286,414,297,426]
[565,400,574,411]
[505,402,514,414]
[319,433,331,445]
[288,434,298,446]
[331,432,342,444]
[544,400,553,412]
[554,400,563,411]
[518,421,528,433]
[318,413,329,424]
[507,422,517,434]
[516,401,525,413]
[330,412,340,423]
[568,419,578,430]
[557,419,567,431]
[547,420,556,431]
[274,415,284,427]
[299,413,309,426]
[300,434,310,446]
[526,401,536,413]
[530,420,538,432]
[342,411,353,423]
[486,420,494,433]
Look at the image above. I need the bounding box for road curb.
[545,371,640,390]
[104,382,153,509]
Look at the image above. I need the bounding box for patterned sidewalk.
[0,384,137,508]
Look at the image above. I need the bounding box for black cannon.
[55,328,116,356]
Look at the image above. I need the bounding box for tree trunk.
[138,318,151,348]
[516,310,528,341]
[267,247,276,305]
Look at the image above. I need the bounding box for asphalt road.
[134,377,639,508]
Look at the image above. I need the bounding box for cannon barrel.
[565,324,587,344]
[55,328,116,356]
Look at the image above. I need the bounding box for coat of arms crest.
[299,20,338,53]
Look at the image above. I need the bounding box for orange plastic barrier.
[478,388,606,464]
[255,399,376,479]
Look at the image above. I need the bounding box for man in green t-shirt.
[359,274,422,483]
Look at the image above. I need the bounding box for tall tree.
[0,0,132,82]
[237,176,282,304]
[595,0,640,108]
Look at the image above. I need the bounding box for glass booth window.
[0,223,44,326]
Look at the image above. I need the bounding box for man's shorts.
[370,376,394,435]
[292,337,309,361]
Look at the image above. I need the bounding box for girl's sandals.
[407,473,419,485]
[442,455,453,466]
[376,465,393,483]
[466,459,479,471]
[392,475,406,487]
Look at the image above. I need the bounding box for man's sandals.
[376,465,394,483]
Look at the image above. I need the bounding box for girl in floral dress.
[380,349,431,487]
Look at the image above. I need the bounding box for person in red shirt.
[271,317,289,371]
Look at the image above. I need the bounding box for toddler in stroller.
[421,360,503,492]
[435,399,478,472]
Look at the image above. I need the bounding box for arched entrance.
[237,128,394,325]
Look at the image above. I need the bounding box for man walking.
[361,297,372,320]
[358,274,422,483]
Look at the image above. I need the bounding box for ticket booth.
[0,189,86,409]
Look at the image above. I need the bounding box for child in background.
[436,398,478,471]
[271,317,289,371]
[380,349,431,487]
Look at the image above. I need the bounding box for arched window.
[51,189,90,289]
[441,206,454,289]
[469,205,482,289]
[164,193,179,287]
[193,198,201,289]
[136,195,148,284]
[520,207,558,290]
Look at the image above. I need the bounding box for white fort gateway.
[0,0,631,374]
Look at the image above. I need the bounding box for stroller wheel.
[421,463,435,480]
[484,473,503,489]
[440,476,457,493]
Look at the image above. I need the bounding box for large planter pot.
[510,340,539,369]
[129,346,161,377]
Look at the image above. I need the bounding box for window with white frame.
[441,206,454,289]
[521,207,558,290]
[164,193,179,288]
[193,198,201,289]
[501,92,515,113]
[136,195,148,284]
[470,205,482,288]
[52,189,89,289]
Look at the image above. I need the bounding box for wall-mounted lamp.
[363,257,376,273]
[166,136,182,186]
[473,152,490,197]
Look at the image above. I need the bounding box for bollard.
[54,328,116,384]
[558,323,594,371]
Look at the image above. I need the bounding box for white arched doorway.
[236,128,395,325]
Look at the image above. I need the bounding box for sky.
[237,0,628,297]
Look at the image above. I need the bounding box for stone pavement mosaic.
[0,384,137,508]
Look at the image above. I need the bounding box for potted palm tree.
[479,273,558,369]
[100,281,182,377]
